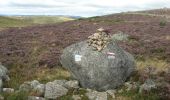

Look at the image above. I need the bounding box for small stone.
[19,80,40,92]
[106,90,116,99]
[0,79,2,92]
[139,79,156,93]
[53,79,67,86]
[2,88,14,93]
[28,96,45,100]
[64,80,79,89]
[44,82,68,99]
[72,95,81,100]
[33,84,45,96]
[118,89,123,93]
[97,28,105,32]
[125,82,133,91]
[86,90,107,100]
[0,64,9,81]
[0,95,4,100]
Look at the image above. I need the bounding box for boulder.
[0,64,10,92]
[44,82,68,99]
[60,40,135,91]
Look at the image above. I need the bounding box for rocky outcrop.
[60,29,135,91]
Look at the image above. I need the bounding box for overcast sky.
[0,0,170,17]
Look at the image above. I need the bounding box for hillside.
[0,9,170,99]
[0,16,74,30]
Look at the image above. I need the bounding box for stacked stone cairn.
[87,28,111,51]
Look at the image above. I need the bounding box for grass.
[1,91,29,100]
[3,56,169,99]
[117,88,160,100]
[0,16,74,29]
[136,57,169,71]
[4,64,70,89]
[0,16,31,28]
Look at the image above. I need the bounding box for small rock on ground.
[86,90,107,100]
[72,95,81,100]
[44,82,68,99]
[2,88,14,93]
[64,80,79,89]
[28,96,45,100]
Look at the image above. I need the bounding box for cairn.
[87,28,111,51]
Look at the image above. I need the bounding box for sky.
[0,0,170,17]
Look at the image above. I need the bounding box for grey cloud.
[8,2,66,8]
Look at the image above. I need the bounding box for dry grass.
[136,58,169,71]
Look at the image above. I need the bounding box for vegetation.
[0,9,170,99]
[159,20,166,27]
[0,16,74,29]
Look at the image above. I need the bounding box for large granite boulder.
[60,39,135,91]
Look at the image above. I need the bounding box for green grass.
[117,88,160,100]
[0,16,74,29]
[0,16,31,28]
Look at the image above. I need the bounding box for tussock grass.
[136,58,169,71]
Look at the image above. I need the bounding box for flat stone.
[72,95,81,100]
[53,79,67,86]
[19,80,40,92]
[2,88,15,93]
[44,82,68,99]
[28,96,45,100]
[86,90,107,100]
[63,80,79,89]
[33,84,45,96]
[106,90,116,99]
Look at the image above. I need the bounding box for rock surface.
[72,95,81,100]
[139,79,156,93]
[33,84,45,96]
[86,90,108,100]
[44,81,68,99]
[64,80,79,89]
[0,64,9,81]
[28,96,45,100]
[2,88,14,93]
[0,64,10,92]
[19,80,41,92]
[60,32,135,91]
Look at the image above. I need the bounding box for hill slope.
[0,8,170,100]
[0,16,74,30]
[0,9,170,67]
